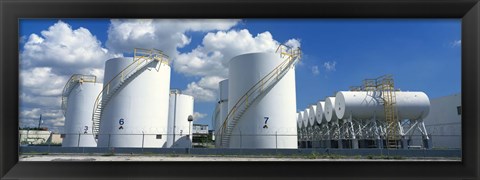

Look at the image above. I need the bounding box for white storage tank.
[325,97,338,123]
[97,57,171,147]
[315,101,326,124]
[303,108,311,127]
[62,77,102,147]
[227,52,297,149]
[296,112,299,128]
[217,79,229,135]
[166,90,194,148]
[335,91,430,120]
[298,111,305,129]
[308,105,317,127]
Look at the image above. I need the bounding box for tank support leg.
[325,123,331,148]
[401,136,408,149]
[417,119,431,149]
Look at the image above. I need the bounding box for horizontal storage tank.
[227,52,297,149]
[298,111,305,129]
[325,97,338,123]
[335,91,430,120]
[315,101,326,124]
[63,78,102,147]
[303,108,311,127]
[167,90,194,148]
[308,105,317,127]
[97,57,171,147]
[296,112,301,129]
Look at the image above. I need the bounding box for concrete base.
[376,139,384,149]
[423,138,432,149]
[401,138,408,150]
[351,139,359,149]
[325,140,331,148]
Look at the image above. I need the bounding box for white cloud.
[20,67,67,96]
[183,81,217,102]
[20,93,61,108]
[178,29,300,102]
[323,61,337,72]
[20,20,120,74]
[285,39,301,49]
[19,20,117,132]
[106,19,241,57]
[311,65,320,76]
[193,112,207,121]
[451,40,461,47]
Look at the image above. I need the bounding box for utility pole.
[37,114,43,129]
[188,115,193,148]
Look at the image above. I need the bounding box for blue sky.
[19,19,461,133]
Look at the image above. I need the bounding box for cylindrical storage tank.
[227,52,297,149]
[298,111,305,129]
[217,80,229,134]
[308,105,317,127]
[315,101,326,124]
[335,91,430,120]
[97,57,171,147]
[166,90,194,148]
[215,79,229,147]
[325,97,338,123]
[63,82,102,147]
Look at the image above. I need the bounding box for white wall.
[421,93,461,149]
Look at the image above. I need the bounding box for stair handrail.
[91,48,170,138]
[218,45,301,146]
[61,74,97,116]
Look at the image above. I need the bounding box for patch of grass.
[308,152,320,159]
[101,152,115,156]
[167,153,180,157]
[142,152,156,156]
[363,155,405,160]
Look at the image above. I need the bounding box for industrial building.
[413,93,461,149]
[192,124,210,148]
[20,130,62,146]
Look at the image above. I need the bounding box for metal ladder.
[379,76,399,149]
[61,74,97,116]
[218,45,301,147]
[91,48,169,141]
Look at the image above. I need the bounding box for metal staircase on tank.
[91,48,170,141]
[217,45,301,147]
[61,74,97,116]
[378,75,399,149]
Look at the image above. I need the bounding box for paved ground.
[19,154,460,161]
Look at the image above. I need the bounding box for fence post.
[240,131,242,148]
[48,132,53,154]
[77,133,81,148]
[275,131,278,151]
[141,132,145,153]
[108,133,111,148]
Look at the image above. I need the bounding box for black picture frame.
[1,0,479,179]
